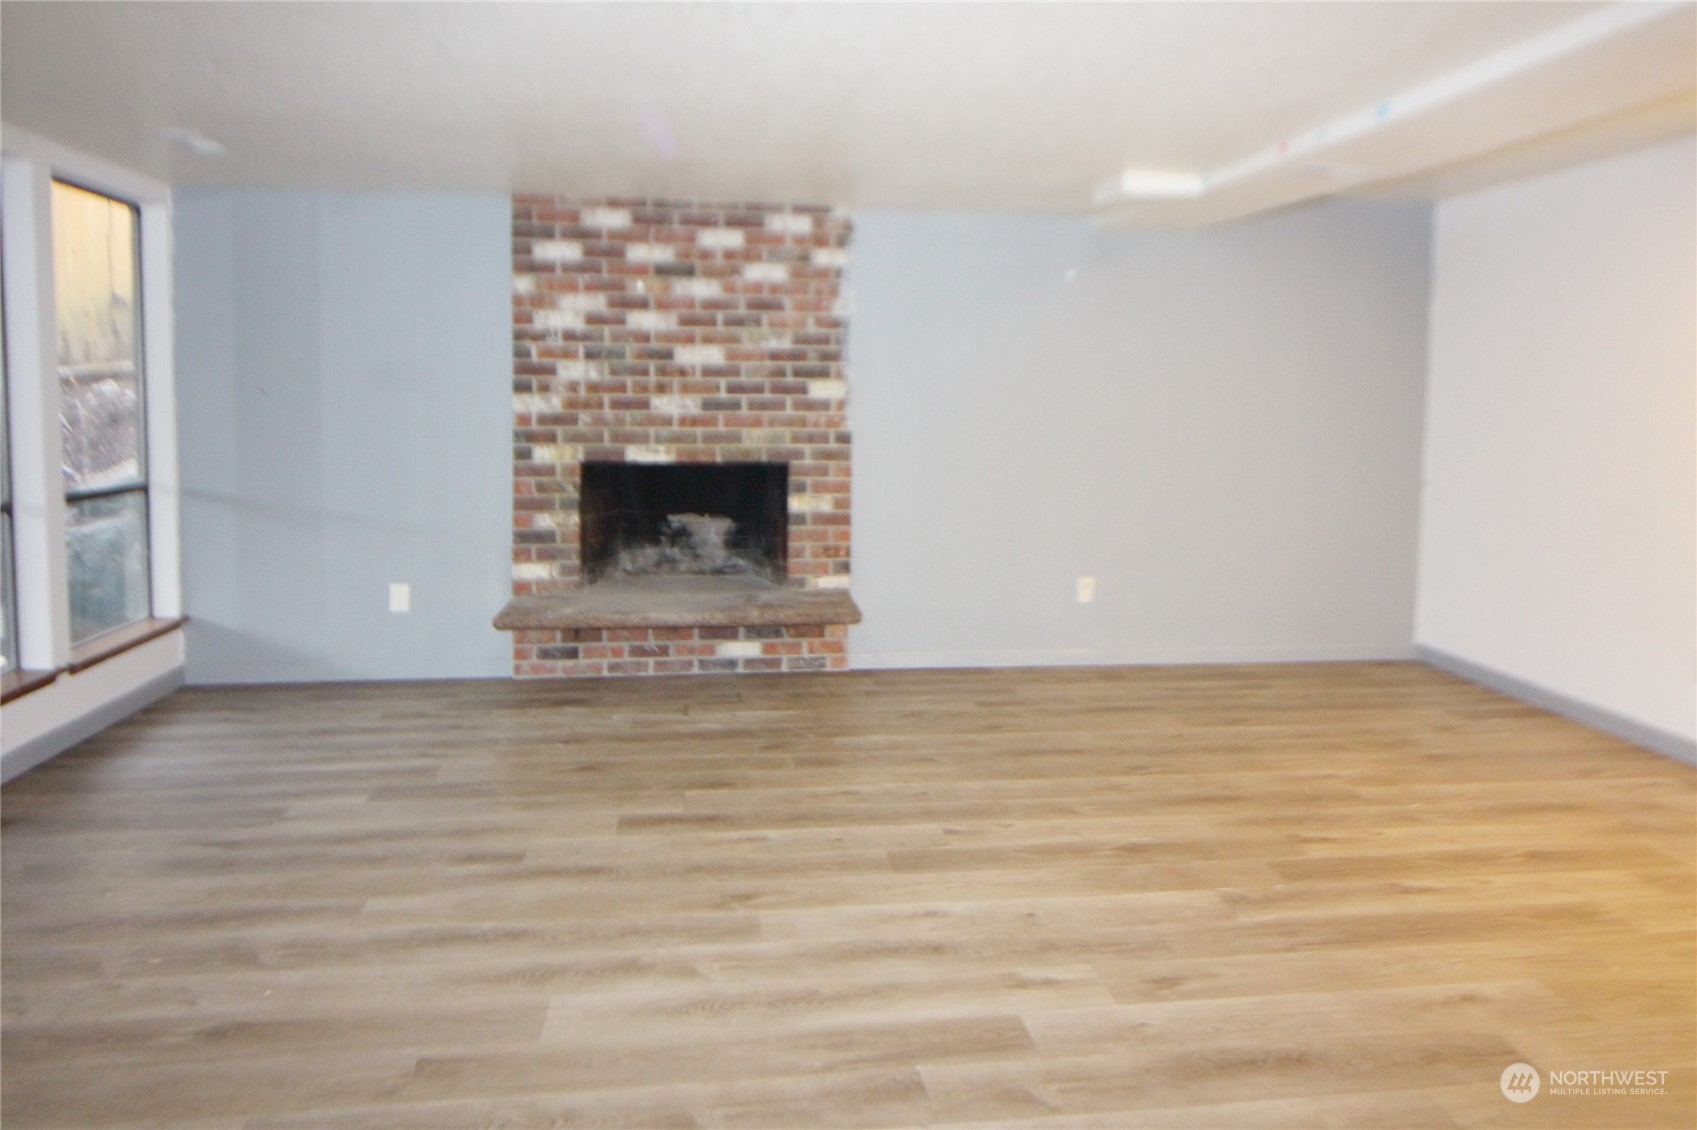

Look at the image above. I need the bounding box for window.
[1,264,15,674]
[1,129,180,717]
[52,180,149,645]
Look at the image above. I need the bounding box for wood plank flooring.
[2,662,1692,1128]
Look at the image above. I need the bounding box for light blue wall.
[847,201,1432,668]
[175,192,1431,682]
[174,192,512,683]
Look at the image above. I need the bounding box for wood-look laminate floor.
[2,662,1693,1129]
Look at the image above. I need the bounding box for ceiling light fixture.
[1090,169,1204,205]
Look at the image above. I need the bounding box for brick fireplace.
[495,196,858,677]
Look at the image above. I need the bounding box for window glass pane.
[53,181,143,494]
[67,491,148,644]
[1,513,14,672]
[2,227,11,507]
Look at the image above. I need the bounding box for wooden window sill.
[1,668,59,704]
[0,618,187,704]
[66,616,187,674]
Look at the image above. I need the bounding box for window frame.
[0,126,180,679]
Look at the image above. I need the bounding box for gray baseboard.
[1,668,185,783]
[1417,645,1696,767]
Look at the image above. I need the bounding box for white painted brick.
[652,395,699,414]
[814,574,852,590]
[582,208,631,229]
[716,641,763,659]
[787,493,834,512]
[555,361,608,381]
[627,310,677,331]
[696,228,745,250]
[513,393,562,413]
[742,262,789,283]
[535,309,584,331]
[806,379,847,400]
[512,563,553,581]
[556,293,608,312]
[526,444,582,464]
[626,242,675,264]
[673,279,724,299]
[810,247,849,268]
[626,445,675,463]
[513,275,536,295]
[534,240,584,262]
[765,213,814,235]
[675,345,725,365]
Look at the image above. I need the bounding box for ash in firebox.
[614,513,754,576]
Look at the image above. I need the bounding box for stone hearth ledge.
[494,575,861,631]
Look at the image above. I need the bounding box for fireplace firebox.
[579,462,788,585]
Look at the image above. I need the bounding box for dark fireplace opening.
[580,462,788,585]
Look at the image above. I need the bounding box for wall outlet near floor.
[389,582,411,614]
[1076,576,1096,604]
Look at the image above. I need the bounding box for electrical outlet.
[1076,576,1096,604]
[389,582,411,614]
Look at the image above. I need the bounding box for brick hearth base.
[512,624,849,678]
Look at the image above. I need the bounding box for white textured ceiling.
[1,1,1692,221]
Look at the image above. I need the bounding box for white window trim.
[2,125,181,673]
